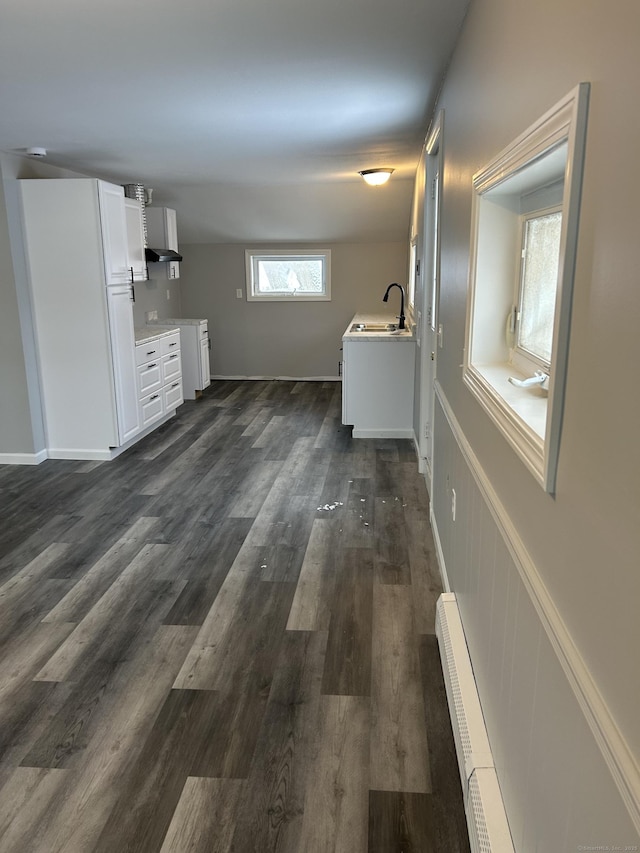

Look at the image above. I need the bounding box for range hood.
[145,247,183,263]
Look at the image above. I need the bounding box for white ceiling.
[0,0,468,243]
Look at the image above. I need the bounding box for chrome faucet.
[382,282,406,329]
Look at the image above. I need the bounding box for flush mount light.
[26,147,47,157]
[358,168,394,186]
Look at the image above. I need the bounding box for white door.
[418,113,443,482]
[106,284,140,444]
[124,198,147,282]
[199,336,211,389]
[98,181,129,285]
[166,208,180,280]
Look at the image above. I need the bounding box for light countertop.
[342,313,415,342]
[134,326,180,345]
[147,317,207,326]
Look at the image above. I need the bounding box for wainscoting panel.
[431,387,640,851]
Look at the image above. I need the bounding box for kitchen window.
[463,84,589,492]
[245,249,331,301]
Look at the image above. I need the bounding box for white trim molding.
[0,450,48,465]
[352,428,414,439]
[212,375,340,382]
[434,379,640,834]
[463,83,590,494]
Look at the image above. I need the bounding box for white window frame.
[245,249,331,302]
[511,204,563,377]
[463,83,589,493]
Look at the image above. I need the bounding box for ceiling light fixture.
[26,147,47,157]
[358,168,394,186]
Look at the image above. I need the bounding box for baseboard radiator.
[436,593,515,852]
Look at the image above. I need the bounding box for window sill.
[463,362,549,489]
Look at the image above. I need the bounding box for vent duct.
[435,593,515,853]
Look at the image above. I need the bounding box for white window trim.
[512,203,563,376]
[245,249,331,302]
[463,83,589,493]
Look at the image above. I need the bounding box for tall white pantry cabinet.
[20,178,152,459]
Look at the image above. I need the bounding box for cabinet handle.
[130,266,135,284]
[150,394,159,400]
[171,382,180,388]
[130,284,135,302]
[147,363,157,369]
[146,350,156,355]
[169,354,178,359]
[169,342,177,347]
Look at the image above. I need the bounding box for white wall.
[178,241,408,378]
[427,0,640,846]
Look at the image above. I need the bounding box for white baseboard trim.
[413,434,422,467]
[45,413,177,463]
[211,375,340,382]
[47,448,114,461]
[0,449,48,466]
[413,433,432,495]
[352,428,414,439]
[434,380,640,834]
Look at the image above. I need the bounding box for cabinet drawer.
[137,360,162,396]
[164,379,183,411]
[136,341,162,366]
[139,390,164,427]
[161,333,180,355]
[162,351,181,383]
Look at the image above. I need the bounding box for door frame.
[418,110,444,491]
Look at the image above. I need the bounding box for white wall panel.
[431,392,639,850]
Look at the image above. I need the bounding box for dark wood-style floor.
[0,380,470,853]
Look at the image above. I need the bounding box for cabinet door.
[98,182,129,285]
[106,285,140,444]
[166,209,180,280]
[341,342,351,425]
[165,208,178,250]
[199,337,211,389]
[124,198,147,282]
[146,207,180,280]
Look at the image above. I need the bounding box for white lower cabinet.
[140,391,164,428]
[135,330,183,430]
[147,318,209,399]
[107,285,140,444]
[199,337,210,391]
[342,337,416,438]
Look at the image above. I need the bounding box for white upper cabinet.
[97,181,130,285]
[124,197,147,283]
[146,206,180,280]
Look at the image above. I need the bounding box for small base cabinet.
[147,318,210,400]
[135,330,183,429]
[342,338,416,438]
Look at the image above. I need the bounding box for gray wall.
[427,0,640,845]
[0,171,37,455]
[177,242,408,378]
